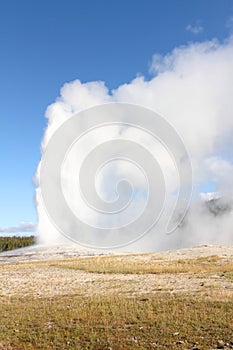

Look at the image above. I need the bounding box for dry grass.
[0,250,233,349]
[52,254,233,275]
[0,293,233,349]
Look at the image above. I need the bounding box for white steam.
[37,36,233,251]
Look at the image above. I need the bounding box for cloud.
[226,16,233,32]
[186,24,203,34]
[37,35,233,251]
[0,222,37,234]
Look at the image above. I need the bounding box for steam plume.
[37,36,233,251]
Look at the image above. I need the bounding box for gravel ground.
[0,244,232,300]
[1,243,233,264]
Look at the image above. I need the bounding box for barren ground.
[0,244,233,300]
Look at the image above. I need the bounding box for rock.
[217,340,225,349]
[173,332,179,336]
[139,298,149,302]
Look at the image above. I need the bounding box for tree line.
[0,236,35,252]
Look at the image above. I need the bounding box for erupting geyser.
[37,36,233,251]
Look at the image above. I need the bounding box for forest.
[0,236,35,252]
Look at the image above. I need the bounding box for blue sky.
[0,0,233,232]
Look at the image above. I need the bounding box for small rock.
[45,321,54,329]
[139,298,149,302]
[217,340,225,349]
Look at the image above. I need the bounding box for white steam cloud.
[37,36,233,251]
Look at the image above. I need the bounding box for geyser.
[36,36,233,252]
